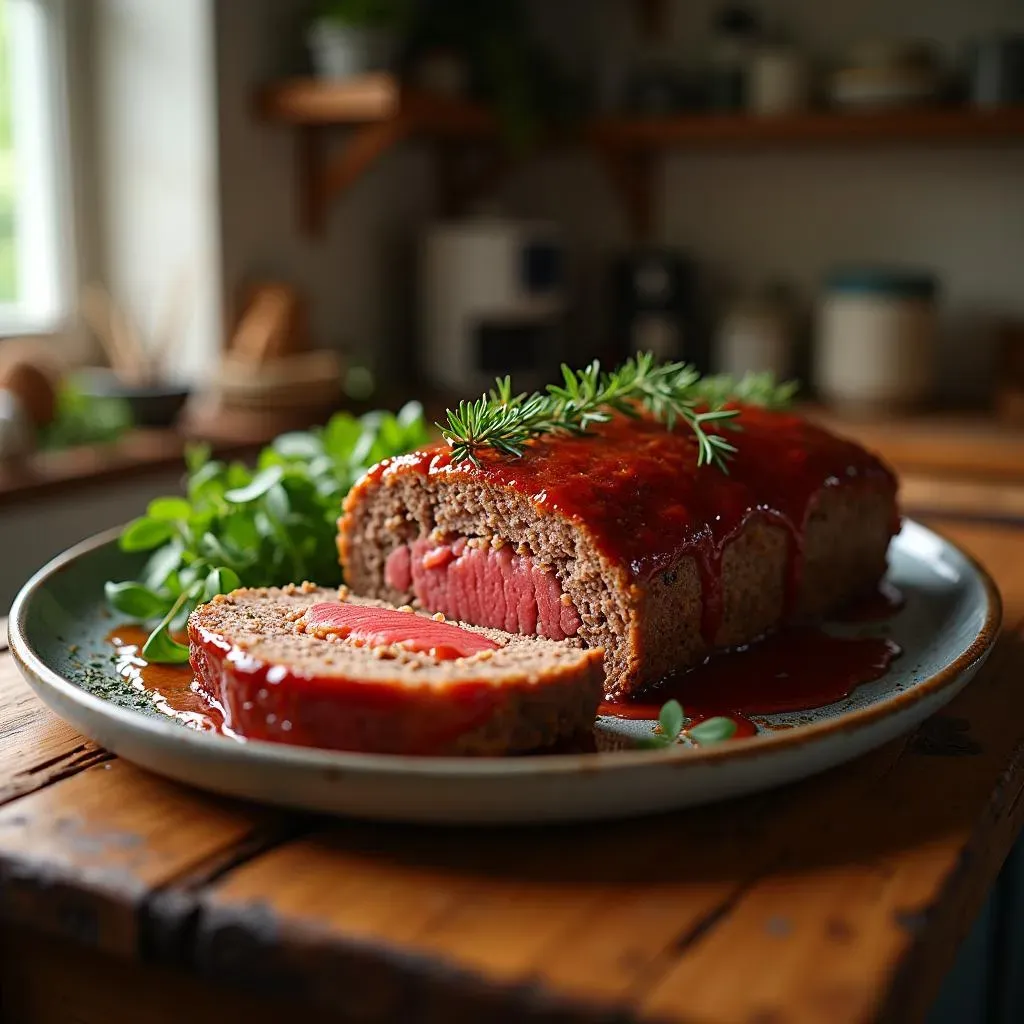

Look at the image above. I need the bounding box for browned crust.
[339,467,898,698]
[189,587,605,756]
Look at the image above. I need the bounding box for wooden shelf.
[258,75,495,136]
[258,78,1024,237]
[258,76,498,234]
[589,105,1024,150]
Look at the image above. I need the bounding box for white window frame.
[0,0,72,336]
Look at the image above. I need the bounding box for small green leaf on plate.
[103,581,173,620]
[687,717,738,745]
[120,517,176,552]
[658,699,685,742]
[272,432,323,459]
[146,496,193,522]
[142,540,184,591]
[142,626,190,665]
[203,566,242,602]
[225,465,284,504]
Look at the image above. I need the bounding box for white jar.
[815,270,937,413]
[749,46,809,116]
[715,288,794,379]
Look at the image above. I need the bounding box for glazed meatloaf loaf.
[188,584,604,755]
[338,408,900,697]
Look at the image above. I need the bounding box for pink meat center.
[384,537,581,641]
[302,602,499,660]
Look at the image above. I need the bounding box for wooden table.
[0,518,1023,1024]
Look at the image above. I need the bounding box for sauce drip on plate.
[602,627,901,723]
[108,626,224,734]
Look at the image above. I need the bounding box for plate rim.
[7,519,1002,779]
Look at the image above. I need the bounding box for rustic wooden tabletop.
[0,516,1022,1024]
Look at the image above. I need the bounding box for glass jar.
[815,269,938,414]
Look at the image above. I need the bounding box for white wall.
[213,0,434,381]
[92,0,223,382]
[506,0,1024,403]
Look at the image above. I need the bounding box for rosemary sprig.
[438,354,796,471]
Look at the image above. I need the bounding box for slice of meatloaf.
[338,407,900,698]
[188,584,604,756]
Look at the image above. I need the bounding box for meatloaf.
[338,408,900,697]
[188,583,604,756]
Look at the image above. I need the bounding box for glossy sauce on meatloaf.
[362,408,898,645]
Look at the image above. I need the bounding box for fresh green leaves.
[644,701,740,749]
[104,581,173,619]
[105,403,431,663]
[37,379,134,451]
[658,699,685,743]
[120,517,176,552]
[688,717,739,744]
[438,353,797,472]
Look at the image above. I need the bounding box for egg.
[0,344,60,428]
[0,389,34,461]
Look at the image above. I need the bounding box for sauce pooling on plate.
[109,627,224,733]
[602,627,901,723]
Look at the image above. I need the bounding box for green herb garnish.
[438,354,796,472]
[687,717,739,745]
[643,701,740,749]
[105,402,430,663]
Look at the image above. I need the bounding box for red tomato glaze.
[300,602,499,660]
[365,408,899,643]
[188,623,511,755]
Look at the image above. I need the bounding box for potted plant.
[307,0,414,79]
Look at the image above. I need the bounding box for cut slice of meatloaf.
[188,583,604,756]
[338,407,900,698]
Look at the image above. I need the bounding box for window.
[0,0,69,335]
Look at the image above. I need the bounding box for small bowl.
[74,368,191,429]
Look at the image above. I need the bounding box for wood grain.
[0,519,1019,1023]
[0,758,289,958]
[0,929,338,1024]
[589,106,1024,150]
[0,655,107,805]
[804,409,1024,485]
[189,629,1024,1023]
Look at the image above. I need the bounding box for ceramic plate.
[8,520,1000,824]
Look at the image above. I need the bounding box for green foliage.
[687,717,739,744]
[105,402,431,662]
[315,0,414,31]
[642,702,740,750]
[439,353,797,472]
[38,381,134,451]
[405,0,569,151]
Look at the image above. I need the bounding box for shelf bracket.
[597,147,656,241]
[432,142,511,218]
[296,116,413,236]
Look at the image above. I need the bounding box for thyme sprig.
[438,354,796,471]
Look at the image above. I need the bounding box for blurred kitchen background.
[2,3,1024,1018]
[1,0,1024,608]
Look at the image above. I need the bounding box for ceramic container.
[749,46,809,115]
[815,269,937,413]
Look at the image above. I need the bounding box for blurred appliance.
[714,284,795,378]
[829,40,943,110]
[968,34,1024,107]
[749,43,808,116]
[611,248,697,364]
[815,268,938,415]
[419,216,567,395]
